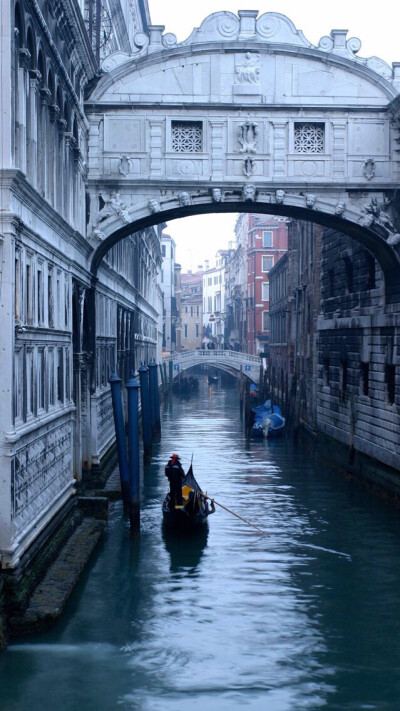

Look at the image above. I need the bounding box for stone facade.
[180,271,203,351]
[0,0,161,569]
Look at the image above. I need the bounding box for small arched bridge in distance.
[163,349,263,384]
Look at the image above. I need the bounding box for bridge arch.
[85,10,400,299]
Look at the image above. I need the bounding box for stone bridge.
[86,9,400,302]
[164,349,262,384]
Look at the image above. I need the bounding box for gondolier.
[165,453,185,509]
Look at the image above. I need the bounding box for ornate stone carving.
[211,188,223,202]
[237,120,259,153]
[242,157,255,178]
[275,189,285,204]
[359,198,400,242]
[335,201,346,216]
[148,198,161,213]
[95,193,130,226]
[235,53,260,84]
[242,184,256,201]
[118,156,133,175]
[363,159,376,180]
[305,193,317,209]
[178,191,191,206]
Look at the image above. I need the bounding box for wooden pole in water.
[125,373,141,533]
[200,491,268,536]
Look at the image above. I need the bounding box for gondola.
[162,464,214,532]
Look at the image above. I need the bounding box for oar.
[199,491,269,536]
[199,490,351,560]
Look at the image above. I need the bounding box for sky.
[147,1,400,271]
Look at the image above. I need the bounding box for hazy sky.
[147,1,399,271]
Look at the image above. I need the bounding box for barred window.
[294,123,325,153]
[172,121,202,152]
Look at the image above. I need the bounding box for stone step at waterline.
[10,517,105,636]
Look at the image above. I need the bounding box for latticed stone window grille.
[171,121,202,152]
[294,123,325,153]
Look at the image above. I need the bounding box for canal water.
[2,376,400,710]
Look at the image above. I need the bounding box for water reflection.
[162,525,209,575]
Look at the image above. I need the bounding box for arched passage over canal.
[2,378,400,710]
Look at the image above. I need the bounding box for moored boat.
[162,464,214,532]
[251,399,286,438]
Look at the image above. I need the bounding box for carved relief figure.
[305,193,316,209]
[275,189,285,204]
[211,188,223,202]
[242,158,255,178]
[118,156,132,176]
[360,198,400,242]
[237,121,259,153]
[95,193,130,225]
[235,52,260,84]
[178,191,191,206]
[148,198,161,214]
[363,159,376,181]
[335,201,346,216]
[242,184,256,202]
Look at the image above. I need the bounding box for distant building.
[180,271,203,349]
[160,233,178,353]
[203,250,234,348]
[235,214,288,356]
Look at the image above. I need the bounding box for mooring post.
[109,372,129,509]
[154,361,161,435]
[159,359,165,395]
[138,363,152,460]
[239,365,244,416]
[168,357,173,395]
[148,360,157,436]
[245,378,251,428]
[163,360,168,395]
[125,372,141,533]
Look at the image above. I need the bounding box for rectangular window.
[385,364,395,405]
[184,324,188,338]
[214,276,218,284]
[48,272,54,328]
[14,252,21,320]
[207,296,212,312]
[262,311,269,331]
[37,267,43,325]
[294,122,325,153]
[38,348,45,410]
[26,263,32,323]
[195,324,199,338]
[261,282,270,301]
[57,347,64,403]
[208,277,212,286]
[262,255,274,272]
[48,348,55,406]
[262,231,273,248]
[161,245,166,257]
[171,121,202,152]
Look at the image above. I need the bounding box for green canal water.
[2,376,400,710]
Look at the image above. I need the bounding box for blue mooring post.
[155,363,161,434]
[125,373,141,533]
[138,363,152,460]
[109,372,129,510]
[148,360,157,436]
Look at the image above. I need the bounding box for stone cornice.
[3,170,92,260]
